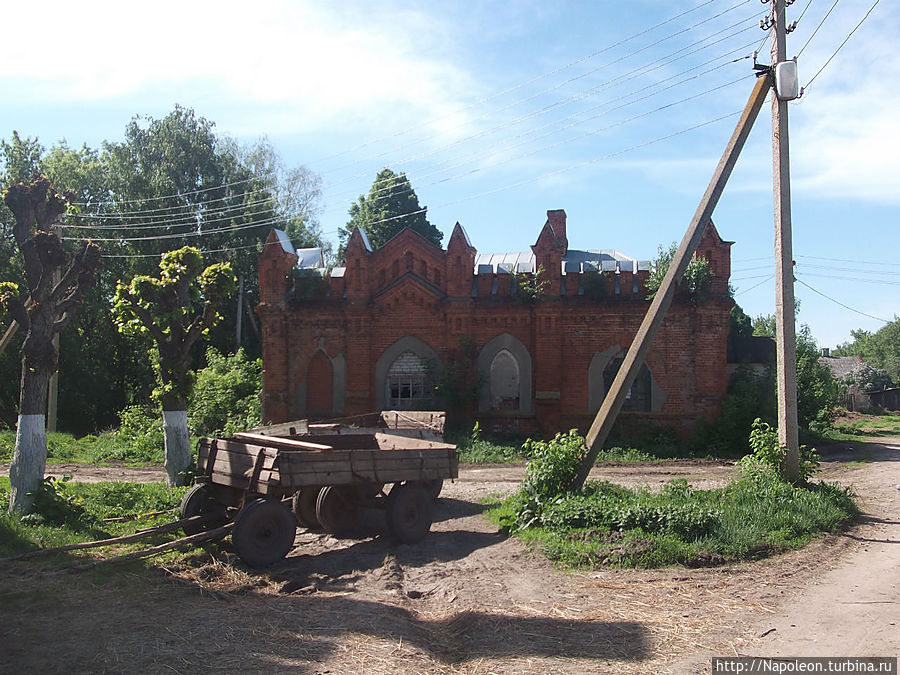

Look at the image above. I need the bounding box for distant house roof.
[819,354,864,379]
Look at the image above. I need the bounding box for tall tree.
[112,247,235,486]
[0,133,46,426]
[1,177,101,513]
[337,168,442,257]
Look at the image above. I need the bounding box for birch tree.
[1,176,101,513]
[112,247,235,486]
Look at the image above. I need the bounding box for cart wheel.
[179,484,227,536]
[316,486,357,536]
[386,482,433,544]
[292,487,322,529]
[232,498,297,568]
[422,479,444,500]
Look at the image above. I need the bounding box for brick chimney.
[546,209,567,252]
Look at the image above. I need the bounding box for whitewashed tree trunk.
[8,414,47,513]
[162,410,192,487]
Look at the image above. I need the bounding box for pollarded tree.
[1,176,101,513]
[112,247,235,486]
[337,168,442,257]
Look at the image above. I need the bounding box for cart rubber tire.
[386,482,433,544]
[316,486,357,536]
[179,484,227,536]
[292,488,322,529]
[232,498,297,568]
[422,479,443,500]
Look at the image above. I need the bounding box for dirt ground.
[1,439,898,673]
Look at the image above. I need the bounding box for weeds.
[490,428,858,569]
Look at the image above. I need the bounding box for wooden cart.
[179,430,458,567]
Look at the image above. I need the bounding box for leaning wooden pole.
[572,73,773,490]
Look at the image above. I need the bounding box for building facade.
[257,209,733,435]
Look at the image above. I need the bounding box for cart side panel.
[198,439,282,495]
[278,447,457,488]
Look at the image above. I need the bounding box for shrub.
[521,429,586,500]
[110,405,165,463]
[188,348,261,437]
[739,418,820,483]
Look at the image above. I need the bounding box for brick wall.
[257,214,733,436]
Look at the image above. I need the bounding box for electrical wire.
[795,275,892,322]
[67,51,757,234]
[734,274,774,295]
[67,108,745,247]
[322,54,756,215]
[802,0,880,92]
[68,0,748,211]
[797,0,841,57]
[798,254,900,268]
[309,0,735,168]
[316,0,757,180]
[321,15,761,196]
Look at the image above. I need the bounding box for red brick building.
[257,209,733,435]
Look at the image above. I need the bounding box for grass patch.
[490,476,858,568]
[0,476,187,559]
[0,428,164,466]
[826,410,900,439]
[488,426,859,569]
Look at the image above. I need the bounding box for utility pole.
[770,0,800,481]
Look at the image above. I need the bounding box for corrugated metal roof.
[473,248,649,275]
[272,229,295,255]
[296,247,324,269]
[474,252,535,273]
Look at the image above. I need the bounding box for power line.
[797,0,841,57]
[321,14,761,197]
[73,109,743,248]
[735,274,774,295]
[68,1,749,213]
[316,0,755,179]
[322,33,759,210]
[799,272,900,287]
[799,263,900,277]
[803,0,880,92]
[69,54,756,235]
[795,275,892,322]
[798,254,900,267]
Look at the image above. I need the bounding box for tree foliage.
[834,317,900,385]
[646,242,714,304]
[112,247,236,409]
[338,168,442,256]
[0,107,324,435]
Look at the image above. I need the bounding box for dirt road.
[1,440,897,673]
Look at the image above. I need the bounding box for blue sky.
[1,0,896,349]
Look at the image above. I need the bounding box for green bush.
[490,424,857,569]
[188,347,261,438]
[521,429,586,500]
[108,405,164,463]
[738,418,820,483]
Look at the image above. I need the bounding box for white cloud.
[789,5,900,204]
[0,0,478,142]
